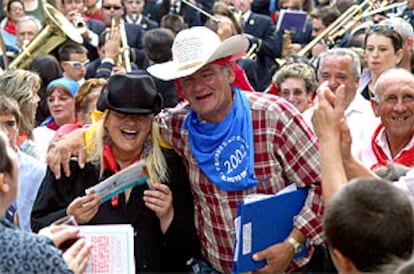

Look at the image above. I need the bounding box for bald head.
[373,68,414,102]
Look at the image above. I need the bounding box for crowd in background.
[0,0,414,272]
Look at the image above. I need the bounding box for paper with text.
[80,224,135,274]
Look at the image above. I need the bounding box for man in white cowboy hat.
[45,26,324,273]
[148,26,324,273]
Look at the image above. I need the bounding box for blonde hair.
[0,69,41,135]
[88,111,167,185]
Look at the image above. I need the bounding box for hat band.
[177,60,205,71]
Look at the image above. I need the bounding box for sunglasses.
[370,24,394,31]
[102,5,123,10]
[63,60,90,68]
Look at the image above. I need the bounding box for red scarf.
[102,143,141,206]
[4,20,16,35]
[46,116,80,131]
[371,124,414,170]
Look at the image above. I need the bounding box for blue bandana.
[183,87,259,191]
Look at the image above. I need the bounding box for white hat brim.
[147,35,249,81]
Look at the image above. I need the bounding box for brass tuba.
[9,3,83,69]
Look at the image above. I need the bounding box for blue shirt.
[16,150,46,232]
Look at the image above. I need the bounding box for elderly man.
[147,26,323,273]
[303,48,380,157]
[15,15,40,50]
[0,15,40,68]
[357,68,414,169]
[311,70,414,273]
[46,27,324,273]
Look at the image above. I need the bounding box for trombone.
[297,0,374,57]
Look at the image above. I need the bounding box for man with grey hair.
[16,15,41,50]
[357,68,414,169]
[303,48,380,156]
[0,15,40,68]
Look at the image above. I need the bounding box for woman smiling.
[31,74,200,272]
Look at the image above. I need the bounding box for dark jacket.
[150,0,202,27]
[243,12,279,91]
[31,149,200,272]
[84,19,106,61]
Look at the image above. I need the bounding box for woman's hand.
[144,182,174,233]
[67,191,102,224]
[63,238,92,274]
[39,225,92,274]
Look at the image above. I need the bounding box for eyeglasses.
[370,24,394,31]
[63,60,90,68]
[102,5,123,10]
[10,7,24,12]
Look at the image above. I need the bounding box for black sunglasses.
[102,5,123,10]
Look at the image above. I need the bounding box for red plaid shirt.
[156,91,324,273]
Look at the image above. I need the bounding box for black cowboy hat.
[97,74,163,114]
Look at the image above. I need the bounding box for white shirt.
[125,14,143,24]
[303,93,380,157]
[357,126,414,169]
[394,168,414,197]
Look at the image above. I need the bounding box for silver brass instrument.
[73,13,87,34]
[9,4,83,69]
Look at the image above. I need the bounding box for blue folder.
[232,188,308,273]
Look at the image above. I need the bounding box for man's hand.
[112,65,127,75]
[104,28,121,62]
[311,42,327,58]
[46,128,88,179]
[67,191,102,224]
[311,82,347,141]
[252,241,295,273]
[287,43,302,55]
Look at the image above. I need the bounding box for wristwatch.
[286,236,303,254]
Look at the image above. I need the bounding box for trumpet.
[110,18,132,73]
[73,13,87,34]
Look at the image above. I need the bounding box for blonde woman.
[31,74,200,272]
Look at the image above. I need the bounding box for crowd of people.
[0,0,414,272]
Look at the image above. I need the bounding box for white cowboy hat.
[147,26,249,81]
